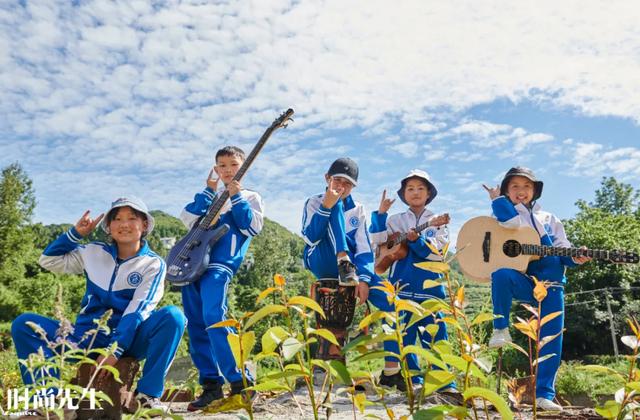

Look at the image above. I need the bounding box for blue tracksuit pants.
[11,306,186,397]
[491,268,564,400]
[304,200,349,279]
[182,268,248,385]
[368,287,455,388]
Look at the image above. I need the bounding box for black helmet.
[499,167,544,201]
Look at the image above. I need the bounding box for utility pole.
[605,292,619,356]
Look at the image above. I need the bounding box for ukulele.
[166,108,294,286]
[374,213,449,274]
[456,216,639,283]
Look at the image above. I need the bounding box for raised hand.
[206,168,219,191]
[322,177,344,209]
[75,210,104,237]
[482,184,501,200]
[429,213,450,227]
[227,180,241,197]
[378,189,396,214]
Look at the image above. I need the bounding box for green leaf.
[421,371,456,396]
[282,337,304,360]
[265,369,307,380]
[247,381,291,392]
[308,328,339,346]
[359,310,390,330]
[413,405,467,420]
[595,400,621,419]
[540,311,562,327]
[244,304,288,330]
[353,350,398,363]
[256,287,278,304]
[353,392,367,413]
[425,324,440,339]
[261,326,290,353]
[462,387,513,420]
[202,394,247,413]
[471,312,496,326]
[422,280,443,289]
[402,345,447,371]
[441,354,486,382]
[329,359,352,385]
[288,295,326,318]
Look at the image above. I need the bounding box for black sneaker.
[338,259,358,286]
[379,371,407,392]
[230,379,257,402]
[187,380,224,411]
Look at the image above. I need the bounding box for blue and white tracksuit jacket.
[301,193,376,285]
[491,196,577,400]
[369,208,454,387]
[11,229,185,397]
[180,186,263,385]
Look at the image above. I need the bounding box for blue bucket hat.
[100,196,155,235]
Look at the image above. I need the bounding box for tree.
[563,177,640,357]
[0,163,36,285]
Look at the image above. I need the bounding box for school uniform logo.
[426,229,436,238]
[127,272,143,287]
[349,216,359,228]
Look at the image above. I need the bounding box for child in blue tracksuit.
[180,146,264,411]
[301,158,377,362]
[12,197,185,411]
[483,167,590,411]
[369,169,455,392]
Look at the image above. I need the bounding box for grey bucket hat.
[397,169,438,206]
[100,196,155,235]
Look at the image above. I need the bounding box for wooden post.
[605,292,619,356]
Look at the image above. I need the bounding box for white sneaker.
[488,328,512,348]
[135,392,169,412]
[536,397,563,411]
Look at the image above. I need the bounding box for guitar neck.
[391,220,433,245]
[522,244,612,261]
[196,108,294,230]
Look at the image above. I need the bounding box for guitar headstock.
[271,108,295,130]
[609,250,640,264]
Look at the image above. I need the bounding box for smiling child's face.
[506,176,535,206]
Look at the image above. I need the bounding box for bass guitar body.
[374,232,409,275]
[456,216,540,283]
[166,224,230,286]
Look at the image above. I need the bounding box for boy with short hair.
[180,146,264,411]
[369,169,455,392]
[483,166,590,412]
[301,158,374,363]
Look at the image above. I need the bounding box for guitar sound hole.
[503,240,522,258]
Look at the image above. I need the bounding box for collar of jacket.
[106,239,151,261]
[342,194,356,211]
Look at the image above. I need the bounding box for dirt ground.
[165,385,603,420]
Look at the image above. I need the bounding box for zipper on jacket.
[108,262,120,294]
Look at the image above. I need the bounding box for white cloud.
[2,0,640,233]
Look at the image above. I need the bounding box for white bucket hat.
[100,196,155,235]
[397,169,438,206]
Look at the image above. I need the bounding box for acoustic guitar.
[166,108,294,286]
[456,216,639,283]
[374,214,449,274]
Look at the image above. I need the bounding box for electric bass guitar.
[374,214,449,274]
[166,108,294,286]
[456,216,639,283]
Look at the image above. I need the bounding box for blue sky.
[1,1,639,246]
